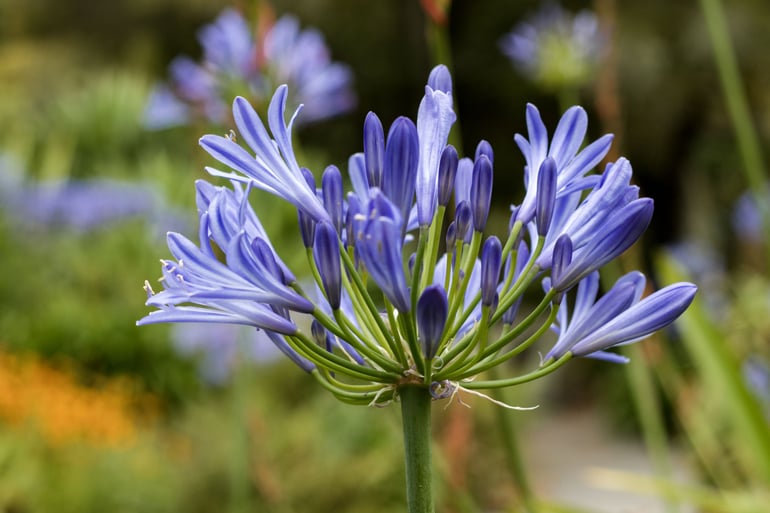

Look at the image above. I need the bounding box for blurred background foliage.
[0,0,769,511]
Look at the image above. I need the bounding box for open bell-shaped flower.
[545,271,697,362]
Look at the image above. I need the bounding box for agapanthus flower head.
[140,65,695,407]
[499,2,605,92]
[144,8,355,129]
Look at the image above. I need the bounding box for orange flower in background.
[0,351,155,447]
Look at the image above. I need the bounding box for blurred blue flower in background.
[732,185,770,244]
[172,323,283,385]
[144,8,355,129]
[500,2,604,92]
[0,157,188,236]
[743,356,770,419]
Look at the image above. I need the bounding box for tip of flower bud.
[475,140,494,164]
[428,65,453,93]
[364,112,385,189]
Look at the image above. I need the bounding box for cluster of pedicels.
[144,8,355,130]
[139,65,696,406]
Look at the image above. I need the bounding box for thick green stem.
[400,385,435,513]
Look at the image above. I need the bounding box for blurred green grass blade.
[624,343,679,513]
[656,252,770,483]
[654,347,743,488]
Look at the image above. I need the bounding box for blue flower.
[200,90,330,223]
[515,104,613,226]
[144,10,355,129]
[197,8,254,76]
[141,65,696,404]
[415,65,456,226]
[417,285,449,359]
[534,158,653,291]
[172,323,296,385]
[499,3,604,92]
[0,169,186,237]
[262,15,356,123]
[382,117,420,228]
[357,191,412,313]
[545,272,697,362]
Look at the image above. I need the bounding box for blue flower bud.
[383,117,419,225]
[502,240,530,324]
[475,139,494,164]
[428,64,453,93]
[252,237,286,283]
[417,285,449,359]
[445,221,457,250]
[470,155,493,232]
[313,221,341,309]
[322,165,344,234]
[364,112,385,189]
[551,234,573,292]
[481,236,502,306]
[311,319,330,349]
[346,192,362,250]
[358,191,411,313]
[455,201,473,243]
[437,145,459,207]
[536,157,557,236]
[298,168,317,248]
